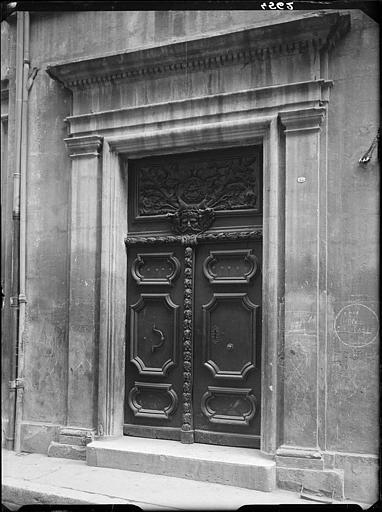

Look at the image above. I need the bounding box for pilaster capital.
[65,134,103,158]
[279,107,326,134]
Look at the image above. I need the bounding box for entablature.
[64,79,332,143]
[47,12,349,92]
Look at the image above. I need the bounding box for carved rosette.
[181,245,194,442]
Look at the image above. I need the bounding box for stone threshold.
[86,436,276,492]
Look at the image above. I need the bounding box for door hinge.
[9,378,25,390]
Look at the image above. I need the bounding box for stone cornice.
[46,13,350,91]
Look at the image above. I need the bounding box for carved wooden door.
[124,146,262,448]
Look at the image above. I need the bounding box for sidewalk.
[1,449,367,510]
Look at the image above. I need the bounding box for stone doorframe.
[46,12,350,462]
[63,79,330,456]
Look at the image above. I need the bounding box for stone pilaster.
[275,108,345,499]
[48,134,102,459]
[277,108,325,458]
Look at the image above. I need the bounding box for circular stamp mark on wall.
[334,303,379,348]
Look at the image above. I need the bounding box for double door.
[124,146,262,447]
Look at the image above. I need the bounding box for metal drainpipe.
[14,10,30,454]
[6,10,24,451]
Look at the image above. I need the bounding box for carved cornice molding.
[46,13,350,91]
[279,107,326,134]
[65,134,103,158]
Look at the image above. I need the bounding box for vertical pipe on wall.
[6,11,24,451]
[14,10,30,454]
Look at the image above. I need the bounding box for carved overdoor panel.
[124,146,262,447]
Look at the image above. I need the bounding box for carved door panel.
[124,244,184,439]
[124,145,262,446]
[193,240,262,447]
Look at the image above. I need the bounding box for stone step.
[86,436,276,492]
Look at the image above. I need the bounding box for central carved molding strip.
[181,245,194,443]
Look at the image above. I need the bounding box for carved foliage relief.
[133,150,260,234]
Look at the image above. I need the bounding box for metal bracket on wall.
[359,128,380,165]
[9,378,25,390]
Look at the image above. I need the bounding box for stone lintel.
[65,134,103,158]
[279,107,326,133]
[46,13,350,90]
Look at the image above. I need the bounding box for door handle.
[151,324,165,352]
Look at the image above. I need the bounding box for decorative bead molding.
[65,134,103,158]
[181,245,194,443]
[46,13,350,91]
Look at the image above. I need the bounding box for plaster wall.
[324,12,379,501]
[326,11,379,454]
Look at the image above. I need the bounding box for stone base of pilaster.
[275,446,345,500]
[48,427,96,461]
[276,466,345,500]
[275,447,378,502]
